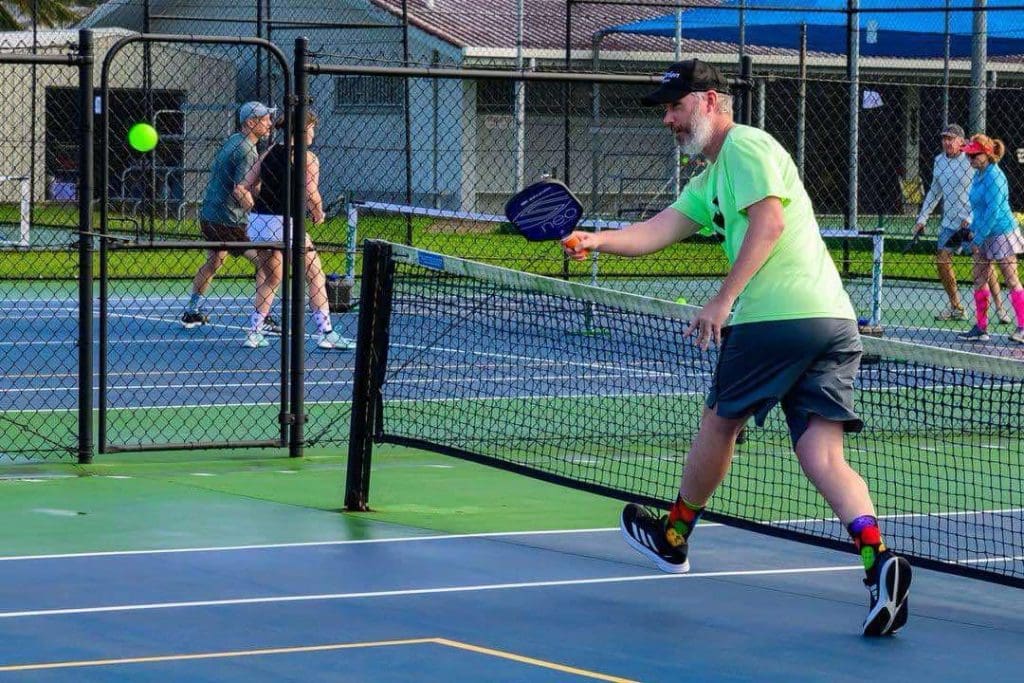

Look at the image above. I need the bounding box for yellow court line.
[0,639,434,672]
[0,638,638,681]
[434,638,640,683]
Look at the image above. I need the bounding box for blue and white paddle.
[504,178,588,257]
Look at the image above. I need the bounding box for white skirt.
[247,213,284,243]
[980,229,1024,261]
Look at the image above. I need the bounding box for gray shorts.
[706,317,864,447]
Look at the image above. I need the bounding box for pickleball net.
[347,240,1024,588]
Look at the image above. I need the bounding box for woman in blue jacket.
[958,134,1024,343]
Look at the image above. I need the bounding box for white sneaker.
[243,331,268,348]
[317,330,356,350]
[934,307,967,321]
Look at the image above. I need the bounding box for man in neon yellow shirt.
[564,59,910,637]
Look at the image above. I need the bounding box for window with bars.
[334,75,403,111]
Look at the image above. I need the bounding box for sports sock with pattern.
[249,310,266,333]
[666,496,704,547]
[313,309,333,334]
[848,514,887,572]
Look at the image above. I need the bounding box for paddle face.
[946,226,973,253]
[504,179,584,242]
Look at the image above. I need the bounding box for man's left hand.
[685,294,733,350]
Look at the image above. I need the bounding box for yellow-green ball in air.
[127,122,159,152]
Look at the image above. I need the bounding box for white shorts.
[247,213,284,243]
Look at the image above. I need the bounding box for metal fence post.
[740,56,753,126]
[289,37,309,457]
[77,29,95,464]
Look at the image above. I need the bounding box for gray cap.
[941,123,965,138]
[238,101,277,124]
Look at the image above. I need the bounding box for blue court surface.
[2,285,360,454]
[0,521,1022,681]
[1,288,360,413]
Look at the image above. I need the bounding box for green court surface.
[0,445,624,557]
[5,418,1016,559]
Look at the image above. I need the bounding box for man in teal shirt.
[564,59,910,637]
[181,101,276,329]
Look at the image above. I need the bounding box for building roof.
[72,1,1020,70]
[367,0,802,57]
[0,26,134,51]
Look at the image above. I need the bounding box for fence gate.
[97,35,294,453]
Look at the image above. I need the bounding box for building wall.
[0,31,237,206]
[119,0,470,210]
[73,1,680,213]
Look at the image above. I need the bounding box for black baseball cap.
[641,59,731,106]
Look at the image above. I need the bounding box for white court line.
[0,336,243,347]
[3,359,685,382]
[0,372,669,396]
[5,312,688,380]
[0,527,694,562]
[0,565,864,620]
[5,368,283,381]
[770,507,1024,526]
[16,307,694,380]
[390,340,690,377]
[0,295,252,305]
[0,400,289,414]
[3,510,1020,565]
[0,384,705,413]
[957,554,1024,566]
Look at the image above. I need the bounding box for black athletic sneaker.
[261,315,282,336]
[619,503,690,573]
[862,551,911,636]
[957,324,990,342]
[181,310,209,329]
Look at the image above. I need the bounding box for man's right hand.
[562,231,600,260]
[236,188,255,212]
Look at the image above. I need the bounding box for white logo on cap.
[662,71,680,84]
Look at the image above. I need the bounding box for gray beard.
[679,109,713,156]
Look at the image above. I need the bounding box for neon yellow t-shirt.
[671,125,855,325]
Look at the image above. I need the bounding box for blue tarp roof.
[606,1,1024,58]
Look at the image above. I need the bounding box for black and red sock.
[666,497,704,547]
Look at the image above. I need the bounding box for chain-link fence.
[0,34,92,463]
[299,54,888,336]
[10,3,1024,460]
[294,23,1024,355]
[71,4,1024,353]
